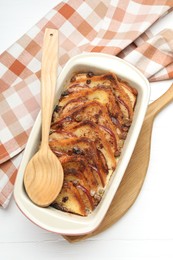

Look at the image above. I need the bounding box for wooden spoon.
[64,83,173,242]
[24,28,64,207]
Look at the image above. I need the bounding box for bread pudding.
[49,71,138,216]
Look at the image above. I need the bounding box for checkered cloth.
[1,0,173,208]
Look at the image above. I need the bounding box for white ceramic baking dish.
[14,53,150,236]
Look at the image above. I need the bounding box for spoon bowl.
[24,28,63,207]
[24,146,63,207]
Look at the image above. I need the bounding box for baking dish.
[14,53,150,235]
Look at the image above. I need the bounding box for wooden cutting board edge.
[63,118,152,243]
[62,83,173,243]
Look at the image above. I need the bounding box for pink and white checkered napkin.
[0,0,173,208]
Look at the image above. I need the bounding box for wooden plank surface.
[64,84,173,242]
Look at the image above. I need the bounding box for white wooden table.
[0,1,173,259]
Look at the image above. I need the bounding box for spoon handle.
[41,28,58,147]
[147,83,173,120]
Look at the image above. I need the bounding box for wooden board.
[63,84,173,243]
[63,119,150,242]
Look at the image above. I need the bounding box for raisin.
[62,196,68,203]
[86,79,91,84]
[54,105,61,113]
[87,71,94,78]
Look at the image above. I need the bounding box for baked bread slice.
[49,136,107,187]
[52,155,104,216]
[65,121,116,172]
[52,181,87,216]
[56,86,122,120]
[64,72,137,121]
[59,155,99,192]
